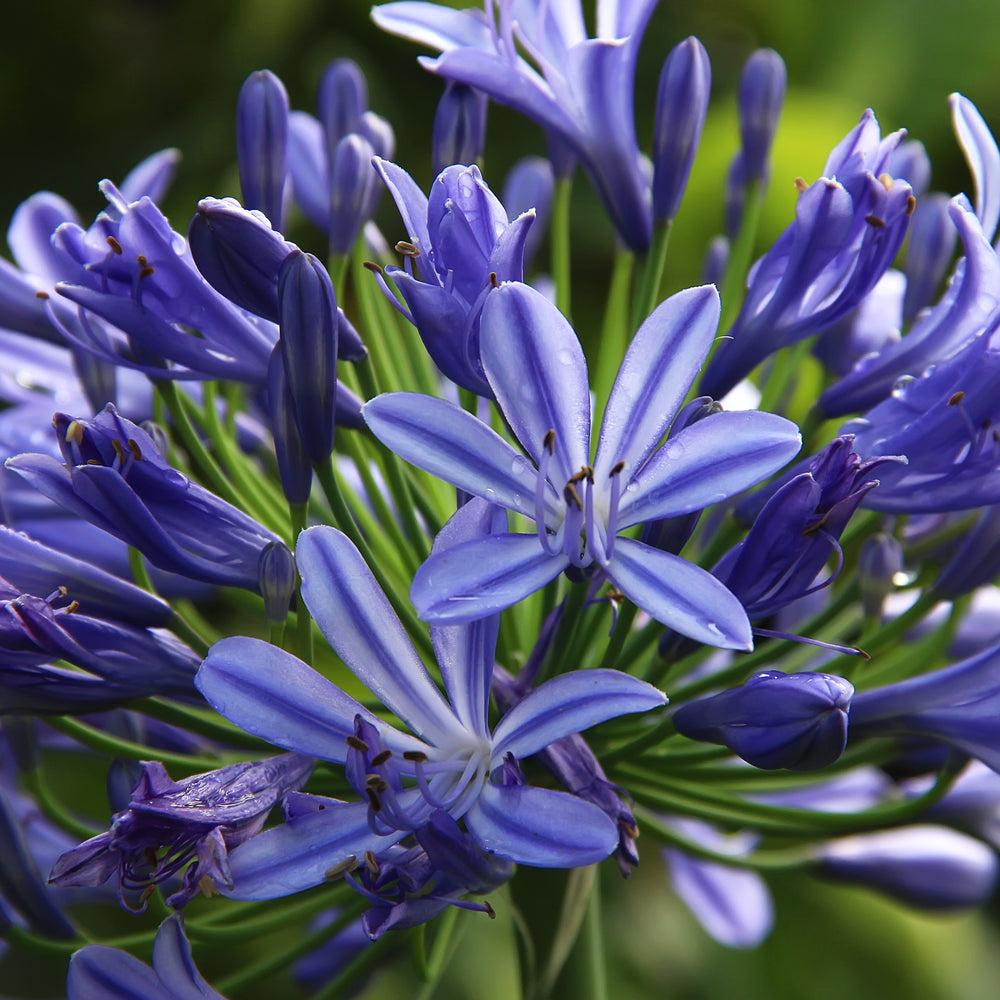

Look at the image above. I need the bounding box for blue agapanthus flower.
[195,520,666,899]
[364,281,801,647]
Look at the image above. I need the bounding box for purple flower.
[195,521,666,899]
[700,110,914,400]
[673,670,854,770]
[50,754,312,909]
[366,281,800,646]
[372,0,657,250]
[6,405,283,590]
[372,157,534,395]
[67,914,226,999]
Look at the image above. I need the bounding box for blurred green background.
[4,1,1000,996]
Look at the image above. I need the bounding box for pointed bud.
[329,134,379,255]
[652,36,711,222]
[268,345,313,505]
[673,670,854,770]
[737,49,786,185]
[237,70,290,229]
[502,156,555,268]
[433,82,488,175]
[318,59,368,152]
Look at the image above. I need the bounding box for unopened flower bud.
[258,540,297,624]
[737,49,786,185]
[433,82,488,175]
[237,70,290,230]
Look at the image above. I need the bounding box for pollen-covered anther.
[111,439,128,464]
[65,420,85,445]
[948,391,967,406]
[65,600,80,614]
[106,236,123,254]
[489,271,498,288]
[370,749,392,767]
[563,481,583,510]
[345,735,369,752]
[139,266,155,280]
[484,901,497,919]
[793,176,808,193]
[364,850,379,875]
[906,195,917,215]
[127,439,142,460]
[609,460,626,478]
[366,774,389,793]
[363,260,384,274]
[324,855,358,881]
[543,429,556,454]
[365,787,382,812]
[395,240,420,257]
[878,172,894,190]
[402,750,429,762]
[864,215,886,228]
[35,290,49,299]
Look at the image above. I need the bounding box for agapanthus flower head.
[6,404,283,590]
[50,754,312,909]
[195,519,666,900]
[365,281,801,647]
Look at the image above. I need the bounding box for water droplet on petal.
[891,375,915,399]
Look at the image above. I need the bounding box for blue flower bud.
[329,134,379,255]
[888,139,932,198]
[277,250,339,464]
[318,59,367,152]
[433,82,488,175]
[237,70,290,230]
[266,345,312,504]
[673,670,854,770]
[737,49,786,185]
[502,156,554,269]
[859,532,903,619]
[652,36,711,222]
[258,540,296,624]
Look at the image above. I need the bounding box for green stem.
[551,177,573,320]
[716,180,764,342]
[580,870,607,1000]
[630,219,672,332]
[592,248,634,426]
[533,866,595,1000]
[22,767,100,840]
[126,697,274,753]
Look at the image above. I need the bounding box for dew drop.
[511,455,529,476]
[557,348,574,366]
[891,375,916,399]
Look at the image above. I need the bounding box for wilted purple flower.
[50,754,312,909]
[237,69,290,230]
[7,405,283,590]
[701,110,914,399]
[652,37,711,223]
[737,49,786,185]
[67,914,226,999]
[195,522,665,899]
[372,0,657,250]
[365,282,800,646]
[673,670,854,770]
[372,158,534,394]
[817,826,998,909]
[433,81,488,175]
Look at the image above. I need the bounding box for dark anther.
[127,439,142,460]
[363,260,384,274]
[906,195,917,215]
[371,749,392,766]
[793,177,808,193]
[364,850,379,875]
[365,788,382,812]
[489,271,498,288]
[563,481,583,510]
[609,460,625,478]
[484,901,497,919]
[864,215,885,228]
[86,459,102,466]
[606,590,625,604]
[346,735,369,752]
[402,750,429,762]
[111,439,128,464]
[35,290,49,299]
[140,266,155,280]
[106,236,123,254]
[366,774,389,793]
[395,240,420,257]
[948,391,966,406]
[543,429,556,454]
[324,856,357,881]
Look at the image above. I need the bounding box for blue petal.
[67,947,171,1000]
[363,392,560,522]
[119,148,182,205]
[152,915,224,999]
[7,191,80,279]
[608,537,753,650]
[951,93,1000,244]
[464,782,618,867]
[196,635,423,761]
[224,798,404,899]
[491,669,666,761]
[480,282,591,486]
[372,2,494,52]
[411,533,567,622]
[287,112,330,230]
[296,526,468,745]
[595,285,720,482]
[372,157,434,266]
[618,410,801,528]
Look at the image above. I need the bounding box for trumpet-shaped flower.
[195,522,666,899]
[364,282,801,648]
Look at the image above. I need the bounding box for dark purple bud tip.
[738,48,787,185]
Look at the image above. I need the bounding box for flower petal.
[372,2,494,53]
[196,635,422,762]
[608,536,753,650]
[412,533,567,622]
[464,782,618,867]
[595,284,720,481]
[68,947,172,1000]
[152,915,225,999]
[297,526,467,745]
[951,93,1000,244]
[480,281,592,485]
[618,410,801,528]
[491,669,666,761]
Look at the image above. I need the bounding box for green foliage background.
[3,1,1000,996]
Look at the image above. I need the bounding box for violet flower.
[195,521,666,899]
[365,281,801,647]
[50,754,312,909]
[372,0,657,250]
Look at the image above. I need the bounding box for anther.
[138,885,156,906]
[106,236,123,254]
[136,255,148,267]
[370,749,392,766]
[324,856,358,881]
[864,215,885,228]
[395,240,420,257]
[65,420,85,445]
[57,586,68,598]
[364,850,379,875]
[139,265,155,280]
[366,774,389,793]
[489,271,498,288]
[878,173,894,190]
[906,195,916,215]
[365,788,382,812]
[65,600,79,614]
[402,750,429,762]
[543,429,556,454]
[363,260,383,273]
[484,901,497,919]
[127,438,142,460]
[35,290,49,299]
[563,481,583,510]
[111,439,128,464]
[948,391,966,406]
[346,735,369,752]
[609,460,625,478]
[793,177,808,193]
